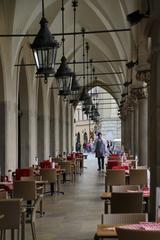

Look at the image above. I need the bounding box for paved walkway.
[26,154,106,240]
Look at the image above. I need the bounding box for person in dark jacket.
[95,132,108,171]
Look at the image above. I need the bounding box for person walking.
[95,132,108,171]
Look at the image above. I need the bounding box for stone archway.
[37,81,44,160]
[18,62,29,168]
[0,58,5,174]
[50,91,55,156]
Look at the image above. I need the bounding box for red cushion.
[40,160,52,169]
[16,168,32,180]
[67,156,74,160]
[112,165,129,170]
[107,160,121,169]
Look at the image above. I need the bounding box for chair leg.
[40,198,44,217]
[11,229,14,240]
[3,230,6,240]
[50,183,54,195]
[31,223,37,240]
[0,230,5,240]
[17,229,20,240]
[1,230,6,240]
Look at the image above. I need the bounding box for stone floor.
[25,153,106,240]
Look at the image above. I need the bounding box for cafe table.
[116,222,160,240]
[94,224,123,239]
[95,222,160,240]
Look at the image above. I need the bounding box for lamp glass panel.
[36,49,43,68]
[42,50,48,68]
[57,75,72,91]
[48,48,53,67]
[33,50,40,69]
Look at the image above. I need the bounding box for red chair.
[107,160,121,169]
[40,160,52,169]
[15,168,33,180]
[67,155,74,161]
[75,152,83,158]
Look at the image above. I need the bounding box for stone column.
[29,109,37,166]
[44,112,50,159]
[130,110,135,155]
[148,8,160,220]
[54,98,60,156]
[138,92,148,166]
[66,104,72,154]
[125,112,132,153]
[134,103,139,159]
[62,103,67,154]
[120,95,136,154]
[6,100,17,173]
[71,107,74,151]
[131,87,148,164]
[121,120,125,149]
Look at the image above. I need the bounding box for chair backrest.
[116,227,160,240]
[129,169,148,186]
[59,161,72,174]
[20,175,42,181]
[105,170,126,191]
[13,180,37,201]
[0,190,8,199]
[40,168,57,183]
[112,185,140,192]
[40,160,52,168]
[111,192,143,213]
[15,168,33,180]
[0,199,22,229]
[101,213,148,224]
[107,160,121,169]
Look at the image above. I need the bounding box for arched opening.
[0,58,5,174]
[37,81,44,160]
[18,62,29,168]
[50,91,55,156]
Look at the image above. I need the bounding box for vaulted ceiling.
[1,0,141,103]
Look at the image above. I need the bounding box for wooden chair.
[40,168,57,195]
[20,175,44,196]
[111,185,140,192]
[20,176,42,181]
[0,199,23,240]
[13,180,44,217]
[110,192,143,213]
[58,161,74,183]
[26,195,43,240]
[129,169,148,187]
[105,169,126,191]
[0,190,8,199]
[116,227,160,240]
[15,168,33,180]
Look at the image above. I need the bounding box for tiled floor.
[25,154,106,240]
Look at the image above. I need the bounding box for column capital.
[119,96,136,121]
[136,69,151,84]
[130,86,148,100]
